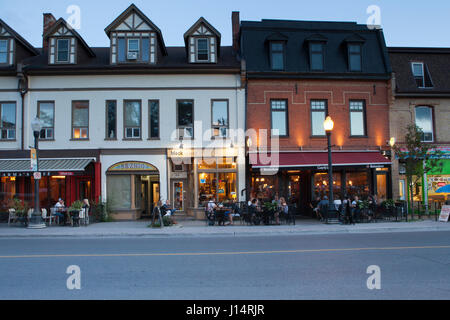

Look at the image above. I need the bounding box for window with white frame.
[38,102,54,140]
[56,39,69,63]
[197,38,209,61]
[211,100,229,137]
[271,100,288,136]
[311,100,327,136]
[411,62,433,88]
[127,38,139,60]
[415,106,434,142]
[124,100,141,139]
[177,100,194,138]
[349,100,366,136]
[0,102,15,140]
[72,101,89,139]
[0,40,8,64]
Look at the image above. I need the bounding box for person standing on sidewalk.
[152,200,164,228]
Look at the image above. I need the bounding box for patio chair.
[50,207,61,225]
[8,208,17,226]
[82,207,90,226]
[41,208,57,226]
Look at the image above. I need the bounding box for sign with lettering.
[30,148,37,171]
[108,161,158,172]
[33,172,41,180]
[170,172,187,179]
[439,205,450,222]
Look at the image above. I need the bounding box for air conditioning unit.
[127,52,138,60]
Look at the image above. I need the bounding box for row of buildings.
[0,4,449,220]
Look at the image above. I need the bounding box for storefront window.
[0,177,17,208]
[217,173,236,203]
[198,172,216,205]
[313,172,341,199]
[49,176,66,206]
[252,175,276,200]
[346,171,369,199]
[107,175,131,210]
[197,157,237,206]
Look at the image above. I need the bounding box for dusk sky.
[1,0,449,48]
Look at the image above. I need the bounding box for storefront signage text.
[108,161,157,172]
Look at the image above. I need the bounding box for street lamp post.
[323,116,338,223]
[28,117,46,229]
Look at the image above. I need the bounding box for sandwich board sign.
[439,205,450,222]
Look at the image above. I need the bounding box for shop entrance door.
[173,180,185,212]
[76,177,92,202]
[376,173,388,202]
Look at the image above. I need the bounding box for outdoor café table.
[56,207,69,225]
[214,208,229,226]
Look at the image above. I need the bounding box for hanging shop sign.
[30,148,37,171]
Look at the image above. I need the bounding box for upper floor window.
[0,40,8,64]
[72,101,89,140]
[310,43,324,71]
[311,100,327,136]
[197,38,209,61]
[0,102,15,140]
[211,100,229,138]
[271,100,288,136]
[270,42,284,70]
[415,106,434,142]
[38,101,54,140]
[411,62,433,88]
[106,100,117,140]
[149,100,159,139]
[177,100,194,139]
[348,44,362,71]
[56,39,69,63]
[118,37,150,63]
[349,100,366,136]
[124,100,141,139]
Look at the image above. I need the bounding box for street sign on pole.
[30,148,37,171]
[33,172,41,180]
[439,205,450,222]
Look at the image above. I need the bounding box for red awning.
[250,151,391,168]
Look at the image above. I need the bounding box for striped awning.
[0,158,94,173]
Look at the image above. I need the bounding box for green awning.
[0,158,94,173]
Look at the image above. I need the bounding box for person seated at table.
[161,200,177,224]
[53,198,66,224]
[272,195,282,225]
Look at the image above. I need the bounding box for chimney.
[43,13,57,50]
[232,11,240,54]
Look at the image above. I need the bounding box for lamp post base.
[324,208,340,224]
[27,213,46,229]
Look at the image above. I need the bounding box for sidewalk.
[1,218,450,238]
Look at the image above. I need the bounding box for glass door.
[173,181,184,212]
[376,173,387,202]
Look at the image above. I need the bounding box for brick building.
[238,18,393,215]
[389,47,450,205]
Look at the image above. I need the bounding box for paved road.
[0,231,449,300]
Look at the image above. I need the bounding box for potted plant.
[68,200,83,225]
[8,198,29,226]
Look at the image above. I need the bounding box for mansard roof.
[389,47,450,95]
[104,3,167,56]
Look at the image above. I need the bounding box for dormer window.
[56,39,69,63]
[411,62,433,88]
[348,44,362,71]
[185,17,220,64]
[0,40,8,64]
[270,42,285,70]
[197,38,209,61]
[127,38,139,60]
[310,43,324,71]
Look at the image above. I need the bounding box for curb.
[1,224,449,239]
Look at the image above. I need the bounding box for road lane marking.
[0,245,449,259]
